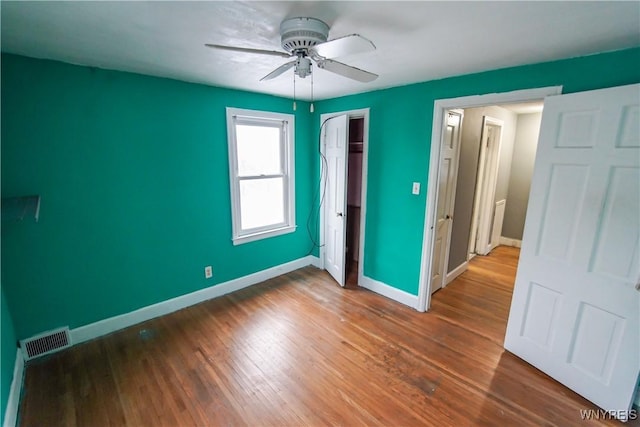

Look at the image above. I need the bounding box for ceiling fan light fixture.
[295,56,312,78]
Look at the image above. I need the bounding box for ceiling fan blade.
[310,34,376,59]
[316,59,378,83]
[260,60,297,81]
[205,44,292,58]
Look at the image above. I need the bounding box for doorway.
[429,109,463,294]
[320,109,370,288]
[429,102,544,296]
[417,86,562,311]
[469,117,504,257]
[345,117,364,286]
[420,84,640,417]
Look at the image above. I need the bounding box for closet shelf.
[349,141,363,153]
[2,195,41,222]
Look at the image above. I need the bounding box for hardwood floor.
[19,246,633,426]
[430,246,520,345]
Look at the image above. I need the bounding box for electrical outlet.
[412,182,420,195]
[204,266,213,279]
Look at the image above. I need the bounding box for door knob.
[337,212,344,217]
[445,215,452,220]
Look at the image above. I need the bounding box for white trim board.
[499,237,522,248]
[72,255,320,344]
[359,276,419,309]
[3,349,24,427]
[445,261,468,286]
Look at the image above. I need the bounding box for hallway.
[431,245,519,345]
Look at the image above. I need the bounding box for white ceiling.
[2,1,639,101]
[502,101,544,115]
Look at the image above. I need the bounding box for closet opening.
[345,117,364,287]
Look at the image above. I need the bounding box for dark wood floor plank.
[18,245,633,426]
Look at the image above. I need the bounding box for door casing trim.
[417,86,562,312]
[319,108,370,288]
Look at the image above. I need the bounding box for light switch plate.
[412,182,420,195]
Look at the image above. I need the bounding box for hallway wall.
[502,112,542,240]
[448,106,517,273]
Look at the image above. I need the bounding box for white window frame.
[226,107,296,245]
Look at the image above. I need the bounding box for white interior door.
[431,110,463,293]
[323,114,349,287]
[474,118,503,256]
[504,83,640,420]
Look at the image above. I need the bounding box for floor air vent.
[20,327,72,360]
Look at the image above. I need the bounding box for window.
[226,107,295,245]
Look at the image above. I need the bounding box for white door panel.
[323,115,349,286]
[475,118,503,256]
[431,110,462,293]
[505,84,640,419]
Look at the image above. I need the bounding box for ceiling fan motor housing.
[280,17,329,54]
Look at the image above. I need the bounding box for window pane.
[239,177,285,230]
[236,124,281,176]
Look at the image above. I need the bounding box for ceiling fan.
[206,17,378,83]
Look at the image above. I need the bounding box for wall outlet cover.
[205,266,213,279]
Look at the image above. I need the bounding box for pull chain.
[292,72,297,111]
[310,64,315,113]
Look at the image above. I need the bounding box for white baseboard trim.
[359,275,419,310]
[308,255,322,269]
[499,237,522,248]
[72,255,320,345]
[3,349,24,427]
[445,261,468,286]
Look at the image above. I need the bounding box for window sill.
[232,225,297,245]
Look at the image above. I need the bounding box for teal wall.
[314,47,640,295]
[2,47,639,345]
[1,54,317,339]
[1,288,17,426]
